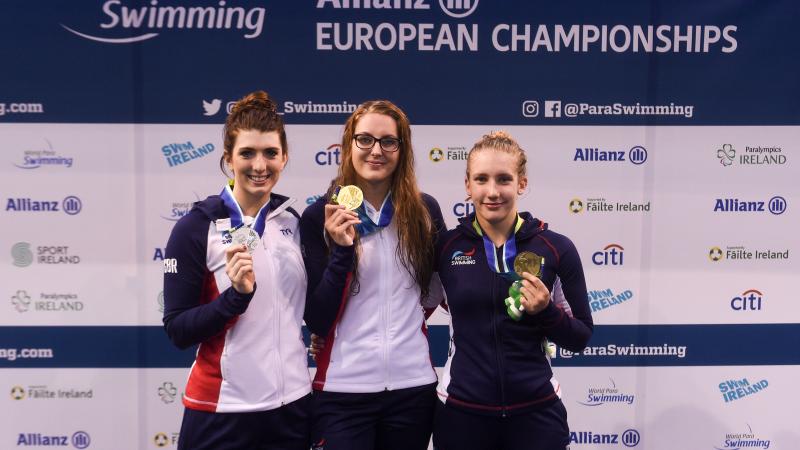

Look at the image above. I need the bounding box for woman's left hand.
[519,272,551,315]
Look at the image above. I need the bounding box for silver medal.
[230,226,260,253]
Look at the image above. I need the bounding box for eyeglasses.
[353,133,402,152]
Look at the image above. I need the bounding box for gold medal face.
[334,185,364,211]
[514,251,544,278]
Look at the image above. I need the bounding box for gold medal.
[333,185,364,211]
[514,251,544,278]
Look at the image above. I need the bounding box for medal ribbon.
[473,215,524,281]
[354,195,394,238]
[220,184,271,236]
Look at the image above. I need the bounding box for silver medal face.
[230,226,260,253]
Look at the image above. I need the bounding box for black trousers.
[311,383,437,450]
[433,398,570,450]
[178,394,311,450]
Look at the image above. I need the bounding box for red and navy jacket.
[163,193,311,413]
[435,212,593,416]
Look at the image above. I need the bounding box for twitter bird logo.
[203,99,222,116]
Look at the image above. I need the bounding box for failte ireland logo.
[450,248,476,266]
[719,377,768,403]
[61,0,266,43]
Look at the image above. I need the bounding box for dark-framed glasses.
[353,133,401,152]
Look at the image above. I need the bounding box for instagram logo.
[521,100,539,117]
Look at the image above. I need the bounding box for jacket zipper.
[265,228,285,405]
[489,253,508,416]
[380,228,391,389]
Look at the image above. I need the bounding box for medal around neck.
[231,225,260,253]
[332,185,364,211]
[514,251,544,278]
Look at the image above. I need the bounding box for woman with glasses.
[300,100,446,450]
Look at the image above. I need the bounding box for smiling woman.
[162,91,312,450]
[433,131,593,450]
[300,100,447,450]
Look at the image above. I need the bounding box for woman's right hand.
[226,244,255,294]
[324,204,360,247]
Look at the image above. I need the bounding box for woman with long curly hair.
[300,100,445,450]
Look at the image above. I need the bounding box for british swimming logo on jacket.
[451,247,477,266]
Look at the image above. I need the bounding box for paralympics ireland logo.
[718,144,735,166]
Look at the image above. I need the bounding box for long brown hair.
[329,100,435,297]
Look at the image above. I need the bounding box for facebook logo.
[545,101,561,117]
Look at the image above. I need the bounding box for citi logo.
[731,289,763,311]
[61,0,266,44]
[452,202,474,218]
[573,146,647,165]
[592,244,624,266]
[316,144,341,166]
[713,196,786,215]
[5,196,82,215]
[451,248,477,265]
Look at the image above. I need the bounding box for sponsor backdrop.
[1,1,798,449]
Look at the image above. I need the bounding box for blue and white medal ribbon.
[354,195,394,238]
[474,215,524,282]
[220,184,271,252]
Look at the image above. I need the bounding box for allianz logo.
[61,0,266,44]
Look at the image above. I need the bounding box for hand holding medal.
[225,225,256,294]
[504,252,547,320]
[324,185,363,247]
